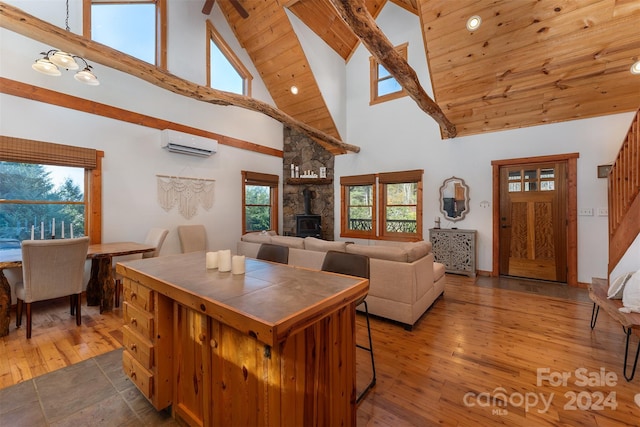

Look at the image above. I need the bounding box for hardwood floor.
[0,296,123,389]
[1,275,638,426]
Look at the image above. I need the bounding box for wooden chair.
[114,228,169,307]
[178,224,207,253]
[256,243,289,264]
[16,237,90,339]
[321,250,376,402]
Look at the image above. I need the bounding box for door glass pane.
[524,169,537,191]
[540,168,554,178]
[540,167,555,191]
[508,182,521,192]
[508,170,521,192]
[540,181,555,191]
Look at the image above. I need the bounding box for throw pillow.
[619,270,640,314]
[607,272,634,299]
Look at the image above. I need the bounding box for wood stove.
[295,214,322,238]
[296,188,321,237]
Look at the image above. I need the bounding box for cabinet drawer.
[123,301,154,339]
[123,350,153,399]
[123,326,153,369]
[123,279,154,312]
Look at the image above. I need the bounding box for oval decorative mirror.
[439,177,469,222]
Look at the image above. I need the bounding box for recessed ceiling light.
[466,15,482,31]
[290,85,299,95]
[631,60,640,75]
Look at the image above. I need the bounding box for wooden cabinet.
[116,252,367,427]
[429,228,477,277]
[121,277,173,411]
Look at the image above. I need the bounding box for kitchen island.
[116,251,368,427]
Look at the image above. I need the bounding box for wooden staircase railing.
[608,108,640,274]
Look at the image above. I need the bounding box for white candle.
[231,255,245,275]
[206,251,219,269]
[40,222,44,240]
[52,218,55,237]
[31,225,34,240]
[70,224,74,238]
[61,221,65,238]
[218,250,232,272]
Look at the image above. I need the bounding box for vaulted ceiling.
[215,0,640,143]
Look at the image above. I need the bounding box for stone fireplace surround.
[283,127,335,239]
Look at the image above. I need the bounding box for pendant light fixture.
[32,0,99,85]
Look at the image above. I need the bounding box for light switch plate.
[579,208,594,216]
[597,207,608,216]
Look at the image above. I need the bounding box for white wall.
[337,3,635,283]
[0,0,284,255]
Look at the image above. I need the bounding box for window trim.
[378,170,423,241]
[340,174,376,239]
[241,171,278,235]
[369,42,408,105]
[340,169,423,241]
[83,0,167,69]
[0,136,104,244]
[207,20,253,96]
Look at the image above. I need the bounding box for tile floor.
[0,348,178,427]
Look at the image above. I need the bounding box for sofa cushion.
[271,235,305,249]
[406,242,431,262]
[304,237,347,253]
[346,244,408,262]
[433,262,446,282]
[241,232,274,244]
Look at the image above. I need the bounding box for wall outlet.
[597,207,608,216]
[578,208,594,216]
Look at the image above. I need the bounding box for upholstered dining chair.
[177,224,207,253]
[16,237,90,339]
[114,227,169,307]
[321,250,376,402]
[256,243,289,264]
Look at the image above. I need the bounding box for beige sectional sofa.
[237,233,446,329]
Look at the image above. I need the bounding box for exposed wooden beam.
[201,0,215,15]
[0,2,360,154]
[0,77,284,158]
[329,0,457,138]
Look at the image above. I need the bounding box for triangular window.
[207,21,252,96]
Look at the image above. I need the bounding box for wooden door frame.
[491,153,579,286]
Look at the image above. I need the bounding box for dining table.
[0,241,156,337]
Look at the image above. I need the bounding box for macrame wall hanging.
[156,174,215,219]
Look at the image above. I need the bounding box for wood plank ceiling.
[218,0,640,140]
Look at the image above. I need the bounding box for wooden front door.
[499,162,567,282]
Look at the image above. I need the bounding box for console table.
[429,228,477,277]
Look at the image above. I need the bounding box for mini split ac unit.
[160,129,218,157]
